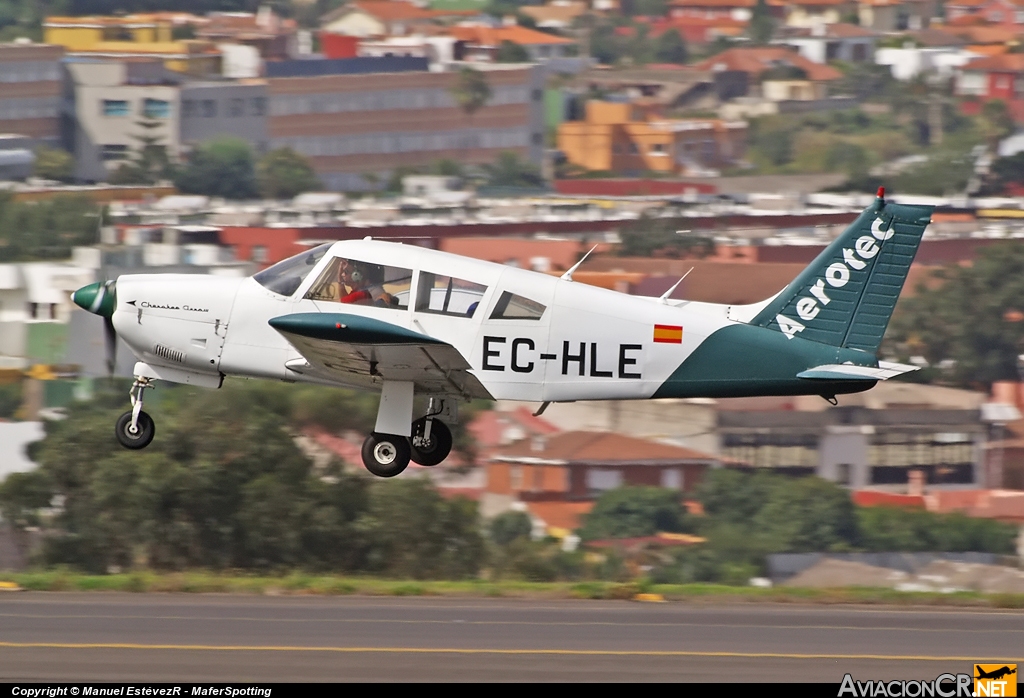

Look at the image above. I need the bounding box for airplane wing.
[269,313,493,399]
[796,361,920,381]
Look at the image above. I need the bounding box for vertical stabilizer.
[749,190,933,354]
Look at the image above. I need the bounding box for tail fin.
[749,190,933,353]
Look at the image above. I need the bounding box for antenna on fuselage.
[659,267,694,303]
[560,244,599,282]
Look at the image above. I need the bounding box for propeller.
[71,279,118,378]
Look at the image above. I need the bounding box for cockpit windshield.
[252,242,333,297]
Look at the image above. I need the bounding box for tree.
[451,67,491,120]
[748,0,776,44]
[174,137,259,200]
[578,486,693,541]
[256,148,322,199]
[490,511,533,546]
[33,145,74,182]
[109,117,175,185]
[654,28,687,64]
[495,40,530,63]
[885,242,1024,386]
[979,99,1015,149]
[484,151,544,188]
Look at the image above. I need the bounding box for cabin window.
[489,291,546,320]
[304,256,412,309]
[415,271,487,317]
[253,242,332,297]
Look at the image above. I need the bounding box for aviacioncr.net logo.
[838,673,973,697]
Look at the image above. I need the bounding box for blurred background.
[1,0,1024,594]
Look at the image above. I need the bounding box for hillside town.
[1,0,1024,589]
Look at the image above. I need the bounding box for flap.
[269,313,492,399]
[797,361,920,382]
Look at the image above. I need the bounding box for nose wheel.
[115,377,156,450]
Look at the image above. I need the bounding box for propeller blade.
[104,314,116,378]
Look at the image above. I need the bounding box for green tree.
[654,28,687,64]
[174,137,259,199]
[484,151,544,188]
[109,117,175,185]
[490,510,533,546]
[748,0,776,44]
[33,145,74,182]
[886,242,1024,386]
[979,99,1015,149]
[578,486,693,541]
[824,141,869,181]
[451,67,492,119]
[495,39,530,63]
[0,192,100,262]
[256,147,322,199]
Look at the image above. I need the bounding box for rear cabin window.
[304,257,413,309]
[489,291,546,320]
[415,272,487,317]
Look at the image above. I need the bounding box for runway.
[0,593,1021,682]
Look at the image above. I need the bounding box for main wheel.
[361,432,411,477]
[409,418,452,467]
[115,410,155,450]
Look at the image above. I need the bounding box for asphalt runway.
[0,593,1021,682]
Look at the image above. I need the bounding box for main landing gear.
[360,397,454,477]
[115,377,156,450]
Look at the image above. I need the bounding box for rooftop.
[492,430,720,464]
[691,46,843,81]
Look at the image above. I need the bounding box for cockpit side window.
[305,257,412,309]
[253,243,332,297]
[489,291,546,320]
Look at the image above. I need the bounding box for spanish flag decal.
[653,324,683,344]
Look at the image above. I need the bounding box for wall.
[0,43,64,144]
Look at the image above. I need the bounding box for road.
[0,594,1021,682]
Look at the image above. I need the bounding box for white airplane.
[73,189,932,477]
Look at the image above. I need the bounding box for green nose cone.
[72,281,116,318]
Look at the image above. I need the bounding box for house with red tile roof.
[691,45,844,82]
[775,22,877,63]
[488,430,719,501]
[956,52,1024,122]
[448,24,577,62]
[320,1,461,38]
[945,0,1024,26]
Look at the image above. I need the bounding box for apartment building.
[267,61,545,191]
[0,42,64,145]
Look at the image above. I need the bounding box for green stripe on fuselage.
[652,324,877,399]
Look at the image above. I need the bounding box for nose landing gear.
[115,377,156,450]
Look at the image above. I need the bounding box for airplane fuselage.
[110,239,877,403]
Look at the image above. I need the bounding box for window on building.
[101,100,130,117]
[182,99,196,118]
[100,144,130,161]
[304,256,413,309]
[415,272,487,317]
[142,98,170,119]
[586,468,622,495]
[252,245,268,263]
[651,143,666,154]
[489,291,546,320]
[251,97,266,116]
[660,468,683,490]
[202,100,216,117]
[229,98,244,117]
[532,132,543,145]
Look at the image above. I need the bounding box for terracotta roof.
[449,24,576,46]
[907,28,970,47]
[690,46,843,81]
[322,1,442,25]
[926,489,1024,522]
[492,431,720,464]
[852,491,926,509]
[947,0,1011,6]
[945,24,1023,44]
[468,406,560,459]
[519,2,588,26]
[523,500,594,531]
[962,52,1024,72]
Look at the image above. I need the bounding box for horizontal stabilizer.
[797,361,920,381]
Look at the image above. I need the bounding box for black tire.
[409,418,452,467]
[361,432,411,477]
[115,410,155,450]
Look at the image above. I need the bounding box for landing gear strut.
[359,396,455,476]
[115,377,156,449]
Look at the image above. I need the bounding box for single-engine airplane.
[72,188,932,477]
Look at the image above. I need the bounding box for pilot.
[339,260,395,307]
